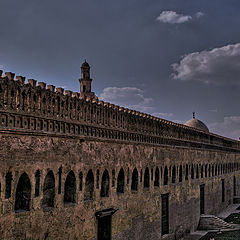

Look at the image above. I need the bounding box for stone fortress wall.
[0,66,240,240]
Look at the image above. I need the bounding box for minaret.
[79,60,97,100]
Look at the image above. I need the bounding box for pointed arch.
[154,167,160,187]
[131,168,138,191]
[100,169,110,197]
[64,171,76,204]
[144,167,150,188]
[15,172,31,212]
[117,168,124,194]
[164,166,168,185]
[85,170,94,200]
[42,170,55,208]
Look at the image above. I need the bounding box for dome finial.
[193,112,195,119]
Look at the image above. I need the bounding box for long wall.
[0,132,239,240]
[0,71,240,239]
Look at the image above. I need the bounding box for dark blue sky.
[1,0,240,139]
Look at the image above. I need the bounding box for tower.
[79,60,97,100]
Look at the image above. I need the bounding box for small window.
[154,167,160,187]
[42,170,55,208]
[15,172,31,212]
[144,167,150,188]
[85,170,94,200]
[131,168,138,191]
[5,171,12,199]
[117,168,124,194]
[179,165,183,183]
[164,166,168,185]
[172,166,176,183]
[64,171,76,204]
[100,170,110,198]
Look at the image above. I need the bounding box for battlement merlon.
[0,67,239,149]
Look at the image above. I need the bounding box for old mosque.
[0,61,239,239]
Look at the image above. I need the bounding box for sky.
[1,0,240,139]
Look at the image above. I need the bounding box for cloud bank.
[152,112,173,118]
[100,87,153,112]
[195,12,204,18]
[156,11,192,24]
[209,116,240,140]
[172,43,240,85]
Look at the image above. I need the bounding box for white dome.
[184,118,209,132]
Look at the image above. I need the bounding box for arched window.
[100,170,110,197]
[117,168,124,194]
[179,165,183,183]
[154,167,160,187]
[79,172,83,191]
[35,170,40,197]
[64,171,76,204]
[144,167,150,188]
[185,165,188,181]
[131,168,138,191]
[164,166,168,185]
[85,170,94,200]
[191,165,194,179]
[215,165,218,176]
[172,166,176,183]
[5,171,12,199]
[196,165,199,179]
[15,172,31,212]
[42,170,55,208]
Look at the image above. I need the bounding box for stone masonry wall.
[0,132,239,240]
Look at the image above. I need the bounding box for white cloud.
[209,116,240,140]
[195,12,204,18]
[152,112,173,118]
[172,43,240,85]
[100,87,153,112]
[156,11,192,24]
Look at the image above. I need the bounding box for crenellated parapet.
[0,70,239,151]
